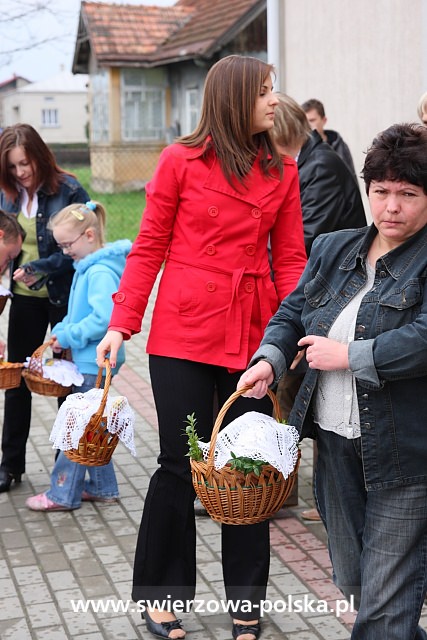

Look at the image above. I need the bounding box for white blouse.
[313,262,376,439]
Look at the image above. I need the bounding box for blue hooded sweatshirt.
[52,239,132,375]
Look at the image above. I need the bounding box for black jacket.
[298,131,367,255]
[324,128,356,178]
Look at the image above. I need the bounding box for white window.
[91,69,109,142]
[184,88,200,135]
[121,68,166,141]
[41,109,59,127]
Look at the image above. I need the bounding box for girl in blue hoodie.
[26,200,131,511]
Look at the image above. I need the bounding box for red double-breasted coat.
[110,142,306,370]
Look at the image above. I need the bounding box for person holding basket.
[238,123,427,640]
[97,55,306,640]
[26,200,131,511]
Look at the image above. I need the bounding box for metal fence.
[52,143,160,242]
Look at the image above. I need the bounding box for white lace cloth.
[49,388,136,456]
[24,357,84,387]
[0,284,12,296]
[198,411,299,478]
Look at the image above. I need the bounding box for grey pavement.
[0,281,426,639]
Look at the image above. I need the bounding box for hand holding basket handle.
[205,384,281,474]
[64,359,118,467]
[190,385,300,525]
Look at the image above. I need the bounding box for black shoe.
[142,610,185,639]
[232,622,261,640]
[0,468,22,493]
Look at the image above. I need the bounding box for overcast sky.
[0,0,175,84]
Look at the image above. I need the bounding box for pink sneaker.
[81,490,118,504]
[26,493,74,511]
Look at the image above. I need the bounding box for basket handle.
[206,385,282,465]
[93,358,112,418]
[28,339,55,376]
[28,339,71,375]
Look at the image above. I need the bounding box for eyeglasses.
[56,231,85,250]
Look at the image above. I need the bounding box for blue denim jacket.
[0,175,90,306]
[251,224,427,490]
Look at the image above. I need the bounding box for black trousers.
[1,294,67,475]
[132,355,273,620]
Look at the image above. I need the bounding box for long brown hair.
[0,123,74,202]
[179,55,283,185]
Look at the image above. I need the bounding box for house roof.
[158,0,265,62]
[0,75,31,90]
[73,0,265,72]
[19,69,88,93]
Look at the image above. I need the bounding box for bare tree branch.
[0,0,78,64]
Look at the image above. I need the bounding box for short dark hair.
[362,123,427,195]
[0,210,25,242]
[301,99,325,118]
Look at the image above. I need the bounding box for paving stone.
[19,583,53,605]
[0,578,18,598]
[25,602,62,628]
[13,565,44,585]
[0,617,32,640]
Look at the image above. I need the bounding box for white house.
[2,68,89,144]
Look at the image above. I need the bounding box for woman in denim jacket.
[239,123,427,640]
[0,123,89,493]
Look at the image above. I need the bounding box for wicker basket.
[22,340,71,397]
[0,361,24,389]
[190,386,301,525]
[64,360,119,467]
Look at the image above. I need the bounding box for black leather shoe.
[142,610,185,639]
[232,622,261,640]
[0,468,22,493]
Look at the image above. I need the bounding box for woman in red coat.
[97,55,306,640]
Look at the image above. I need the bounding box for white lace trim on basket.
[49,388,136,456]
[24,357,84,387]
[198,411,299,478]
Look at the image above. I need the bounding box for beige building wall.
[277,0,427,212]
[2,91,88,143]
[1,69,88,144]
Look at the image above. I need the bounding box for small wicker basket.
[0,361,24,389]
[64,360,119,467]
[22,340,71,397]
[190,386,301,526]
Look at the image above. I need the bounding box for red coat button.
[251,208,261,218]
[245,245,256,256]
[208,206,219,217]
[114,292,126,303]
[206,245,216,255]
[206,281,216,292]
[244,282,255,293]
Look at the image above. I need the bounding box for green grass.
[66,165,145,242]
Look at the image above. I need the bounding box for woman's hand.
[298,335,349,370]
[237,360,274,398]
[50,336,63,353]
[0,339,6,359]
[96,330,124,369]
[13,267,38,288]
